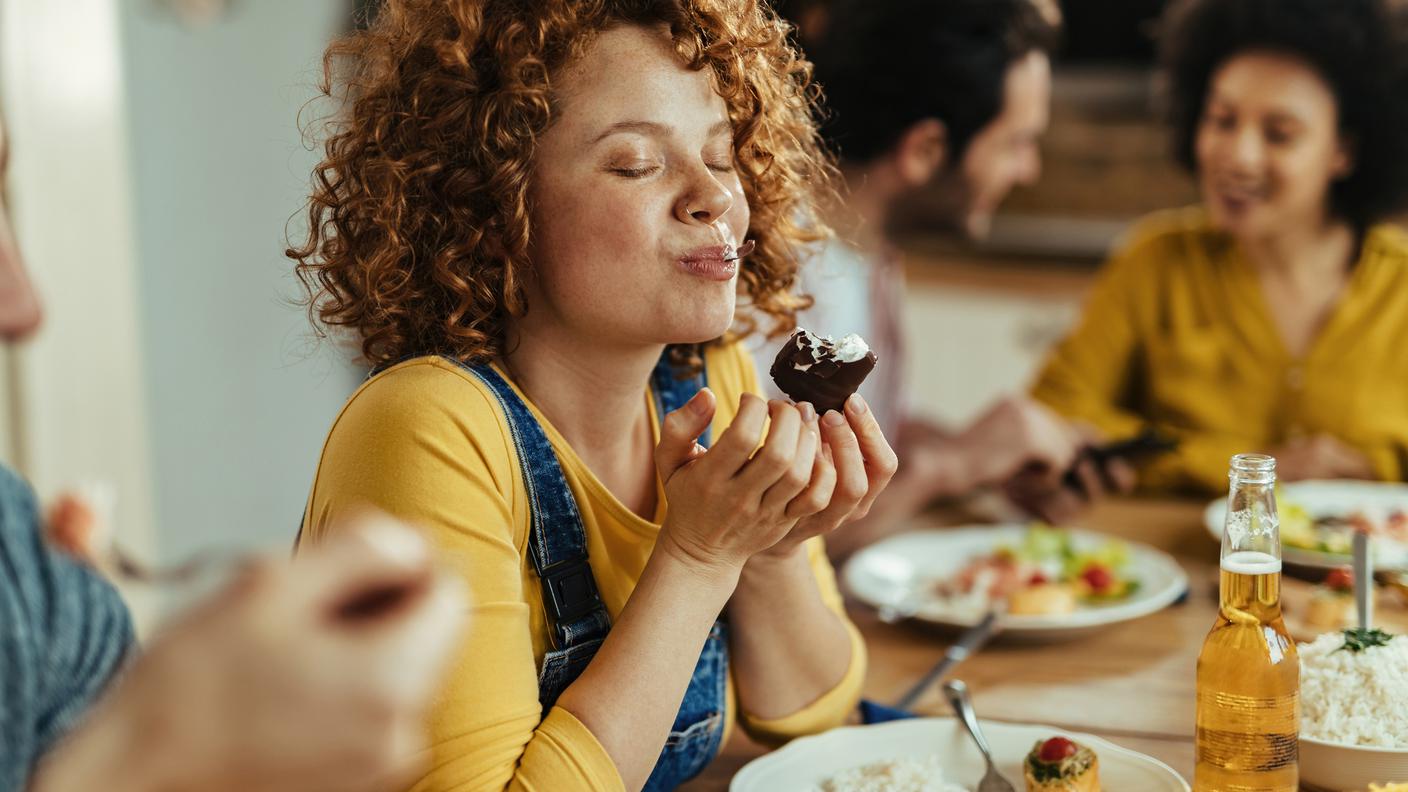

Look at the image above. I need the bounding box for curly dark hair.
[1161,0,1408,231]
[288,0,831,369]
[808,0,1059,165]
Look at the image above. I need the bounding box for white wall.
[2,0,158,626]
[903,282,1079,427]
[119,0,360,569]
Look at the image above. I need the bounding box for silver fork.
[942,679,1016,792]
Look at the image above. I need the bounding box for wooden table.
[684,497,1263,790]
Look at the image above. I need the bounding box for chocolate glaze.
[769,329,877,414]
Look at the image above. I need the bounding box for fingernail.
[689,389,712,415]
[799,402,817,422]
[823,410,846,427]
[846,393,868,415]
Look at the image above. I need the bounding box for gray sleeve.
[0,465,134,791]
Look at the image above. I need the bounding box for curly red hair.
[288,0,832,369]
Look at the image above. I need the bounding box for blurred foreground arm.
[31,513,465,792]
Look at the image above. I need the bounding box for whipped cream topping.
[790,327,871,370]
[830,333,871,363]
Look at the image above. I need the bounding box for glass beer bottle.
[1195,454,1298,791]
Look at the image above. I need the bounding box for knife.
[1354,530,1373,631]
[892,607,1003,711]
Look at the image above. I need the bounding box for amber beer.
[1195,454,1298,791]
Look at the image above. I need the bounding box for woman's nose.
[1226,124,1264,171]
[674,166,735,226]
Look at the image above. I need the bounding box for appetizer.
[1304,566,1356,633]
[935,525,1139,617]
[1024,736,1100,792]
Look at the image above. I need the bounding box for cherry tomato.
[1324,567,1354,593]
[1039,736,1078,762]
[1081,565,1113,593]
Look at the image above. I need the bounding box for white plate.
[1301,735,1408,791]
[842,525,1188,639]
[730,717,1189,791]
[1203,480,1408,570]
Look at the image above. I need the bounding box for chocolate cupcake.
[769,328,877,414]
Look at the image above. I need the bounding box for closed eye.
[610,165,661,178]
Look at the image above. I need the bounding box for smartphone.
[1061,429,1179,491]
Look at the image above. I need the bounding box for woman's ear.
[1332,133,1356,180]
[893,118,947,188]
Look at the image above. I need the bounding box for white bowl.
[1300,735,1408,791]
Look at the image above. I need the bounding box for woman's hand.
[761,394,899,558]
[654,389,827,573]
[1270,434,1375,481]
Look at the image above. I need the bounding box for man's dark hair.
[1162,0,1408,230]
[808,0,1058,165]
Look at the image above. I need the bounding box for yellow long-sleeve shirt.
[301,342,866,791]
[1032,207,1408,494]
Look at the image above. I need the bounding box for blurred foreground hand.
[31,512,465,792]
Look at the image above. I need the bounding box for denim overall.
[447,352,728,792]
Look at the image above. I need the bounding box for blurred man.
[0,111,464,792]
[764,0,1127,560]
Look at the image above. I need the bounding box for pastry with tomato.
[1305,566,1356,632]
[1024,736,1100,792]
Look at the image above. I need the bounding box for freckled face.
[524,24,751,348]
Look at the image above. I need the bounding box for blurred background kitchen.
[0,0,1321,627]
[0,0,369,625]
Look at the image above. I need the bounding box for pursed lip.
[676,244,737,282]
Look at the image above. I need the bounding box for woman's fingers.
[794,408,868,529]
[842,394,898,519]
[762,403,819,512]
[707,393,769,473]
[786,437,837,519]
[737,400,804,494]
[654,388,717,481]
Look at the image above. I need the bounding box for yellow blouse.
[301,342,865,792]
[1032,207,1408,494]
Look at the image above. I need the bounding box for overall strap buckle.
[539,556,605,626]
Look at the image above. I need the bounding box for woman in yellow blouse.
[287,2,895,791]
[1031,0,1408,495]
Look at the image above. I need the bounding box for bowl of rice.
[1299,630,1408,791]
[814,756,966,792]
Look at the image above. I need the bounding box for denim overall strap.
[444,351,727,789]
[448,360,612,649]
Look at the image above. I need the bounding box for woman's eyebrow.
[590,119,731,144]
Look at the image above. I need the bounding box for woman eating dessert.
[1031,0,1408,494]
[289,2,895,791]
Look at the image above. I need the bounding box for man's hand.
[33,512,465,792]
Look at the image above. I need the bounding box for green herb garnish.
[1336,627,1395,653]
